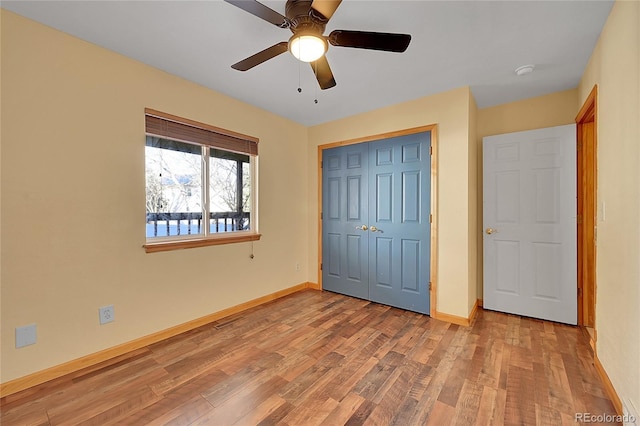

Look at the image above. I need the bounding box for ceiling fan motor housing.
[286,0,327,35]
[285,0,312,20]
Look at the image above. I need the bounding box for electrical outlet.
[295,262,301,271]
[16,324,37,348]
[99,305,115,325]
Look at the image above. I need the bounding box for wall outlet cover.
[16,324,37,348]
[99,305,115,325]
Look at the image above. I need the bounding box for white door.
[483,124,576,325]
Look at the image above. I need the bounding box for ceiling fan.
[224,0,412,90]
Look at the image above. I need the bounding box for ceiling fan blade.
[310,0,342,21]
[328,30,411,52]
[231,42,289,71]
[224,0,288,28]
[311,56,336,90]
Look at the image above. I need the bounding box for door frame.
[576,85,598,333]
[317,124,439,317]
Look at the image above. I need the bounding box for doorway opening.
[576,85,598,345]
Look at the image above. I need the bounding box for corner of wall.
[468,90,479,313]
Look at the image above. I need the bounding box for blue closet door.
[322,131,431,314]
[322,143,370,299]
[367,133,431,314]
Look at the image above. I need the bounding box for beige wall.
[0,11,310,383]
[475,89,579,299]
[478,88,579,138]
[578,0,640,416]
[307,87,477,318]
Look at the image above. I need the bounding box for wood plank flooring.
[1,290,618,425]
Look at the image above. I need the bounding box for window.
[144,109,260,252]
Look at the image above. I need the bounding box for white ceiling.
[3,0,613,126]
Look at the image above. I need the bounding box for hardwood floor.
[1,290,618,425]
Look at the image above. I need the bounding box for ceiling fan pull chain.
[297,60,302,93]
[314,61,318,104]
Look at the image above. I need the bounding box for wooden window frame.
[143,109,261,253]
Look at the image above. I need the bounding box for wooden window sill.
[144,233,261,253]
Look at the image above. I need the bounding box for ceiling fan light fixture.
[289,33,327,62]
